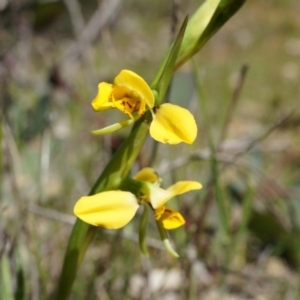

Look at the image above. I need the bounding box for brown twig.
[63,0,85,37]
[233,103,300,160]
[63,0,95,92]
[64,0,122,62]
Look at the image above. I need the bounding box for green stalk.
[54,119,150,299]
[15,248,25,300]
[156,220,179,258]
[151,16,188,104]
[1,254,14,300]
[175,0,247,69]
[139,203,149,256]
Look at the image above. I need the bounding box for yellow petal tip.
[150,103,197,144]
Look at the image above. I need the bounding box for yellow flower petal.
[133,167,159,184]
[114,70,154,109]
[154,205,165,220]
[150,103,197,144]
[91,82,114,111]
[112,86,130,100]
[159,207,185,230]
[167,181,202,196]
[74,191,139,229]
[151,181,202,209]
[147,185,172,209]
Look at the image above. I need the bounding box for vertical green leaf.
[55,120,150,299]
[15,249,25,300]
[177,0,220,65]
[139,203,149,256]
[1,254,14,300]
[151,16,188,104]
[175,0,247,69]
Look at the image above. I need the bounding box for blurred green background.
[1,0,300,299]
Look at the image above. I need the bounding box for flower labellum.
[135,167,202,230]
[92,70,154,118]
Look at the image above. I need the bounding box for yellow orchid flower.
[134,168,202,229]
[91,70,198,144]
[74,168,202,230]
[92,70,154,118]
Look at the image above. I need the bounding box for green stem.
[1,254,14,300]
[118,177,145,195]
[139,203,149,256]
[54,119,150,299]
[156,220,179,258]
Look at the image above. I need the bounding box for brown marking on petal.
[155,206,165,220]
[153,105,160,114]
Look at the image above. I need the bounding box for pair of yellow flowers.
[74,70,201,231]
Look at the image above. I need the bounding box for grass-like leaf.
[176,0,247,69]
[55,118,150,299]
[1,254,14,300]
[151,16,188,105]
